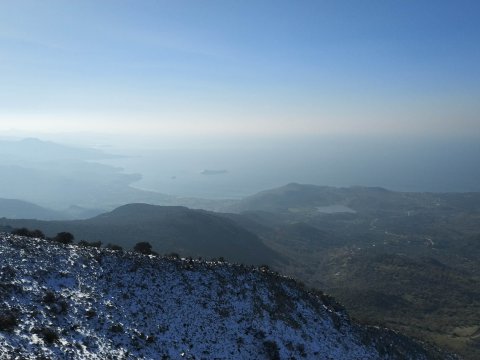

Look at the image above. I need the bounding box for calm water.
[102,136,480,199]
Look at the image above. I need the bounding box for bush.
[133,242,153,255]
[43,291,56,304]
[263,340,280,360]
[11,228,45,239]
[53,232,74,244]
[106,243,123,251]
[78,240,102,248]
[85,309,96,319]
[58,299,68,314]
[39,327,59,344]
[110,323,124,333]
[11,228,31,237]
[0,311,18,332]
[259,264,270,272]
[146,335,155,343]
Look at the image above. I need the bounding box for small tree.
[53,232,74,244]
[133,242,153,255]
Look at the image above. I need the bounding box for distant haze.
[98,135,480,198]
[0,1,479,202]
[1,1,479,138]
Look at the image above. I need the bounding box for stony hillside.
[0,233,449,359]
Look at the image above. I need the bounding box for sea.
[100,135,480,199]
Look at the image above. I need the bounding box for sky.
[0,0,479,139]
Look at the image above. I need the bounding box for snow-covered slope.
[0,234,447,359]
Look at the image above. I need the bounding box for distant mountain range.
[0,198,66,220]
[226,182,480,214]
[0,137,116,162]
[0,138,179,210]
[0,198,106,221]
[0,138,233,211]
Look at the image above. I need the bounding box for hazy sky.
[0,1,479,138]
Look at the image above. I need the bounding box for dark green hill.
[0,204,282,265]
[227,182,480,216]
[227,183,346,213]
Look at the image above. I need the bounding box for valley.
[2,183,480,358]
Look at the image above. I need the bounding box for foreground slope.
[0,234,446,360]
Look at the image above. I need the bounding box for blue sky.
[0,0,479,137]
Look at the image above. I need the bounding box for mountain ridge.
[0,233,453,359]
[0,204,281,265]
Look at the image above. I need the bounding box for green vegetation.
[133,241,155,255]
[0,204,282,265]
[11,227,45,239]
[3,184,480,358]
[228,184,480,359]
[52,231,75,244]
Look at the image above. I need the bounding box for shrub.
[146,335,155,343]
[89,241,102,248]
[31,229,46,239]
[106,243,123,251]
[78,240,102,248]
[85,309,96,319]
[58,300,69,314]
[11,228,45,239]
[296,343,307,357]
[53,232,74,244]
[263,340,280,360]
[40,327,59,344]
[0,311,18,331]
[110,323,124,333]
[0,265,15,281]
[133,242,153,255]
[43,291,56,304]
[259,264,270,272]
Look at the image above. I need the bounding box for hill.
[0,198,66,220]
[0,138,232,211]
[227,182,480,215]
[220,184,480,359]
[0,204,280,265]
[0,137,114,162]
[0,233,451,359]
